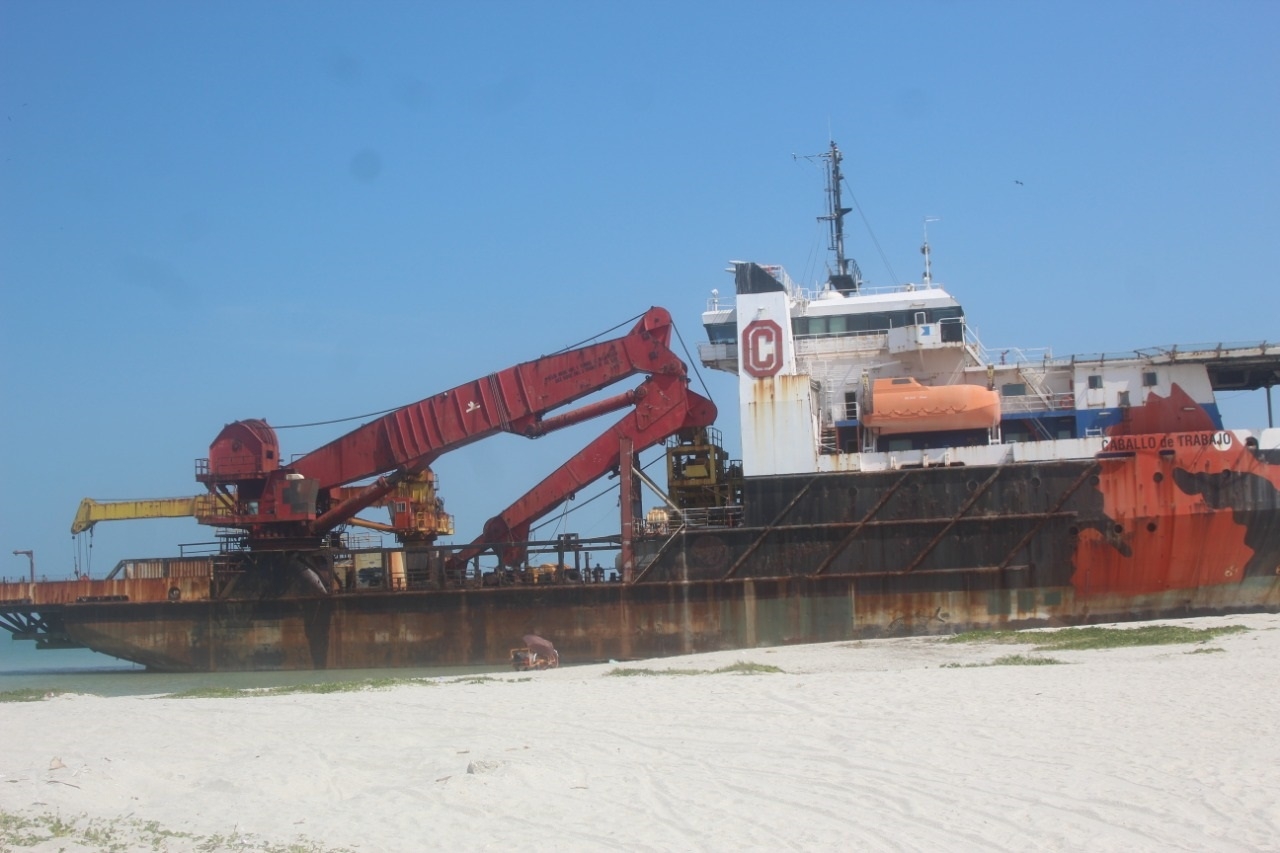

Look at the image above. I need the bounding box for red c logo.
[742,319,783,377]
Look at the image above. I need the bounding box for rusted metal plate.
[36,569,1280,672]
[50,579,856,671]
[5,434,1278,672]
[0,576,209,606]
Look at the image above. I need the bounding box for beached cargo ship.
[3,143,1278,671]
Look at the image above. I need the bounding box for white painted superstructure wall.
[736,290,820,476]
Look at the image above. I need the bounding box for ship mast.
[818,140,861,294]
[921,216,939,287]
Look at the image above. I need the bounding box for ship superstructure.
[703,259,1277,472]
[700,143,1275,482]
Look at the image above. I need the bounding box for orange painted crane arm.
[447,373,717,571]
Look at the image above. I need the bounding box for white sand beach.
[2,613,1278,852]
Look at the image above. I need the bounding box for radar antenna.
[796,140,864,293]
[818,141,860,294]
[921,217,940,286]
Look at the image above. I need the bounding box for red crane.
[194,307,716,563]
[448,368,716,577]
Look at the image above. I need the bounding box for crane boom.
[193,306,708,550]
[70,496,228,535]
[290,307,685,489]
[448,371,716,571]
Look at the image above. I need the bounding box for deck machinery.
[165,306,713,588]
[1,308,722,663]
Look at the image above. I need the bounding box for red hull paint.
[1074,431,1280,596]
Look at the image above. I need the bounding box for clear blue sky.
[2,1,1277,580]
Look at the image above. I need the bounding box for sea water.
[0,639,503,698]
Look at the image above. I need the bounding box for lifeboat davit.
[862,377,1000,435]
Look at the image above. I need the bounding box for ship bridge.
[1064,342,1279,392]
[1181,343,1280,392]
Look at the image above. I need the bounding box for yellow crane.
[70,484,453,539]
[70,496,230,535]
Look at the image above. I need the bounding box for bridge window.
[705,322,735,344]
[1143,371,1157,387]
[791,306,965,339]
[1087,375,1103,390]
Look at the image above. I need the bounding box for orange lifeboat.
[862,377,1000,435]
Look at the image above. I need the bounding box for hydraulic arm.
[290,307,687,487]
[194,307,706,550]
[448,371,716,571]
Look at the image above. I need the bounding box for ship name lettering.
[1176,432,1228,448]
[1105,436,1157,451]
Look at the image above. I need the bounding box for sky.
[2,1,1278,581]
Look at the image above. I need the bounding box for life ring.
[167,587,181,601]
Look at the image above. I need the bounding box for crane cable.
[672,321,716,407]
[529,450,665,534]
[270,309,687,535]
[842,176,901,287]
[529,317,709,534]
[546,310,647,355]
[73,528,93,579]
[273,312,650,431]
[273,406,403,430]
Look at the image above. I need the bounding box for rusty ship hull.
[5,433,1277,672]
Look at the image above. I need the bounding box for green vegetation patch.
[942,654,1067,668]
[0,809,352,852]
[945,624,1247,652]
[167,686,246,699]
[607,660,783,677]
[0,688,67,703]
[607,667,703,677]
[717,661,784,674]
[0,810,75,847]
[167,676,431,700]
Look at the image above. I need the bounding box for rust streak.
[631,525,687,583]
[897,466,1005,574]
[722,477,820,579]
[994,462,1099,572]
[827,563,1031,580]
[813,472,910,576]
[758,511,1077,532]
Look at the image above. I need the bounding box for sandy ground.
[2,613,1278,852]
